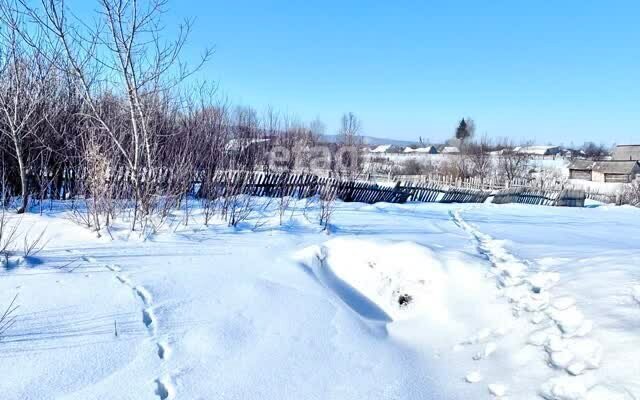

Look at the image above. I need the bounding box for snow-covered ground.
[1,200,639,399]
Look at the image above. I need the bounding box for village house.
[569,159,640,183]
[612,144,640,161]
[568,144,640,183]
[403,146,438,154]
[514,145,561,157]
[440,146,460,154]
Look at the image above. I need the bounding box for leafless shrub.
[498,141,532,182]
[318,182,337,231]
[278,194,293,225]
[225,194,256,227]
[438,158,465,179]
[620,181,640,207]
[398,159,426,175]
[0,208,19,256]
[23,226,47,257]
[66,198,96,232]
[466,136,494,181]
[0,294,18,340]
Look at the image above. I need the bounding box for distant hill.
[320,134,416,147]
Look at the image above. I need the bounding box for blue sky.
[76,0,640,145]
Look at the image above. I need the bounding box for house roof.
[612,145,640,161]
[441,146,460,154]
[405,146,436,153]
[515,145,560,155]
[489,149,508,155]
[569,160,640,174]
[371,144,392,153]
[569,160,597,170]
[592,160,640,174]
[414,146,436,153]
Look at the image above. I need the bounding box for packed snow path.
[451,207,640,400]
[1,201,639,399]
[451,209,621,399]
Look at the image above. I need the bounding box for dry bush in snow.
[620,181,640,207]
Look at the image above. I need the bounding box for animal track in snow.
[105,263,174,399]
[465,371,483,383]
[142,308,156,330]
[488,383,507,397]
[106,264,121,272]
[451,210,607,399]
[82,255,97,263]
[473,342,497,360]
[154,376,174,400]
[157,341,171,360]
[134,286,153,306]
[116,275,132,286]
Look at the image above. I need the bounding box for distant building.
[489,149,508,156]
[560,148,584,158]
[569,160,640,183]
[568,160,597,181]
[404,146,438,154]
[612,145,640,161]
[440,146,460,154]
[415,146,438,154]
[514,145,561,156]
[370,144,392,153]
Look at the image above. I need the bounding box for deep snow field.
[1,199,639,400]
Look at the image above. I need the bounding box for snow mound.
[297,238,512,338]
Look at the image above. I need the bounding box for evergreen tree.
[455,118,471,142]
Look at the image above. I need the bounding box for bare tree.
[336,112,363,177]
[20,0,211,229]
[455,118,474,145]
[0,1,57,213]
[498,141,532,182]
[467,135,493,180]
[582,142,609,160]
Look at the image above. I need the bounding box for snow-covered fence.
[398,180,489,203]
[202,171,489,205]
[492,188,585,207]
[555,189,587,207]
[389,174,564,191]
[583,189,616,205]
[200,171,587,206]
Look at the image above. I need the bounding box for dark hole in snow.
[532,287,541,294]
[398,294,413,307]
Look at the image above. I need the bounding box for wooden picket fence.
[386,174,566,191]
[492,188,585,207]
[398,180,490,203]
[200,171,584,207]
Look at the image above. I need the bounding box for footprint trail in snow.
[101,262,175,399]
[449,209,618,400]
